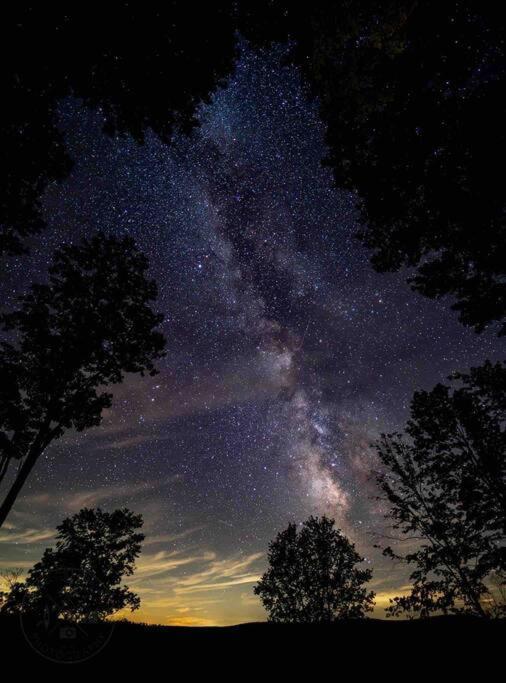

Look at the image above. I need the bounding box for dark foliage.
[376,360,506,617]
[0,3,238,255]
[303,2,506,334]
[254,516,374,622]
[0,233,165,526]
[1,508,144,621]
[242,1,506,334]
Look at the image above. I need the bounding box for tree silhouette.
[1,508,144,621]
[303,2,506,335]
[375,360,506,617]
[254,516,375,622]
[0,4,239,256]
[0,233,165,527]
[242,2,506,334]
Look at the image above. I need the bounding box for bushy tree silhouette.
[376,360,506,617]
[254,516,375,622]
[0,4,239,256]
[242,2,506,334]
[0,233,165,526]
[1,508,144,621]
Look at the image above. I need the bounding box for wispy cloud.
[173,552,263,591]
[58,357,287,452]
[23,475,181,513]
[125,548,265,626]
[0,559,35,570]
[0,527,54,544]
[132,550,216,580]
[174,574,261,594]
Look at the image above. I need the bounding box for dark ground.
[1,613,504,673]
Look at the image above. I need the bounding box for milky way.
[1,45,503,625]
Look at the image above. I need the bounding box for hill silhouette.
[2,613,504,671]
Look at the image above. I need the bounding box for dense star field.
[1,46,503,625]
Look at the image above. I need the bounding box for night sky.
[1,45,503,625]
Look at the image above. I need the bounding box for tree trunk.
[0,446,41,528]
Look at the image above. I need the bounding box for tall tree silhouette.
[242,2,506,334]
[255,516,375,622]
[0,3,238,256]
[1,508,144,621]
[0,233,165,527]
[375,360,506,617]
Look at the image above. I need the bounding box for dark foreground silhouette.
[1,613,503,671]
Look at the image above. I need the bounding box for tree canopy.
[243,1,506,334]
[0,3,238,255]
[0,233,165,526]
[376,360,506,617]
[254,516,375,622]
[1,508,144,621]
